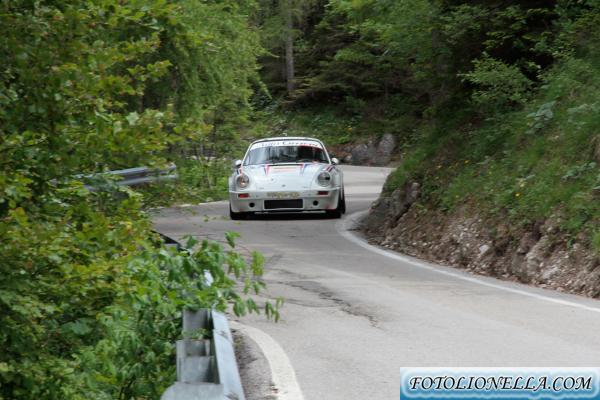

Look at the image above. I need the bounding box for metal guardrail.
[103,165,178,187]
[161,309,246,400]
[79,165,178,190]
[157,234,244,400]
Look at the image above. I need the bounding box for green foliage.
[385,38,600,240]
[250,105,361,147]
[2,199,278,400]
[1,0,271,398]
[1,1,173,180]
[291,0,442,103]
[384,143,431,195]
[258,0,575,112]
[0,176,280,399]
[75,236,279,399]
[1,184,148,399]
[255,0,322,94]
[462,55,533,113]
[526,101,556,134]
[140,158,232,207]
[253,0,599,250]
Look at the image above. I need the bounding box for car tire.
[326,190,345,219]
[339,189,346,214]
[229,205,247,220]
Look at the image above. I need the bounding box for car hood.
[243,163,331,190]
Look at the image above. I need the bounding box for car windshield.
[244,144,328,165]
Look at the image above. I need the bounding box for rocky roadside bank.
[331,133,397,166]
[361,181,600,298]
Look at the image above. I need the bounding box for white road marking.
[337,210,600,314]
[231,321,305,400]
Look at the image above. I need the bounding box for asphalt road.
[152,165,600,400]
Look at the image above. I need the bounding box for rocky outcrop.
[361,191,600,298]
[336,134,396,166]
[363,182,420,235]
[376,133,396,164]
[348,143,376,165]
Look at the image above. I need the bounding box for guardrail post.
[160,309,245,400]
[212,312,245,400]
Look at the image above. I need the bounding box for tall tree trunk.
[284,0,295,95]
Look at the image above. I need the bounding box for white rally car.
[228,137,345,219]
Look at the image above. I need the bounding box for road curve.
[152,165,600,400]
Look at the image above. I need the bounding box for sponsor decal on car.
[266,191,301,199]
[270,165,300,173]
[250,140,323,150]
[262,164,315,176]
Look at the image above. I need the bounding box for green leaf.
[62,320,93,336]
[224,231,240,248]
[126,112,140,126]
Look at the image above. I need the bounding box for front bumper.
[229,188,340,213]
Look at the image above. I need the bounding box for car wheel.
[229,204,246,220]
[326,191,344,219]
[339,189,346,214]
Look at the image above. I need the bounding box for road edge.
[337,210,600,314]
[231,321,305,400]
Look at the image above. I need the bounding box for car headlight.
[317,171,332,187]
[236,173,250,189]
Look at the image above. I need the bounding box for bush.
[461,55,532,114]
[75,235,279,399]
[0,0,270,398]
[0,178,280,399]
[391,47,600,238]
[140,159,232,208]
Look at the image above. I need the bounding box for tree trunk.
[284,0,295,95]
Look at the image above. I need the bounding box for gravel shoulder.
[234,328,277,400]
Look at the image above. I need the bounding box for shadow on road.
[243,212,337,221]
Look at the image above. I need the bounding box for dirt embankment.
[362,182,600,298]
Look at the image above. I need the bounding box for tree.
[284,0,296,94]
[0,1,271,398]
[256,0,322,96]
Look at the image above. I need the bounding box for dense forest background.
[255,0,599,252]
[1,0,599,398]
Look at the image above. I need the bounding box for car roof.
[243,136,331,164]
